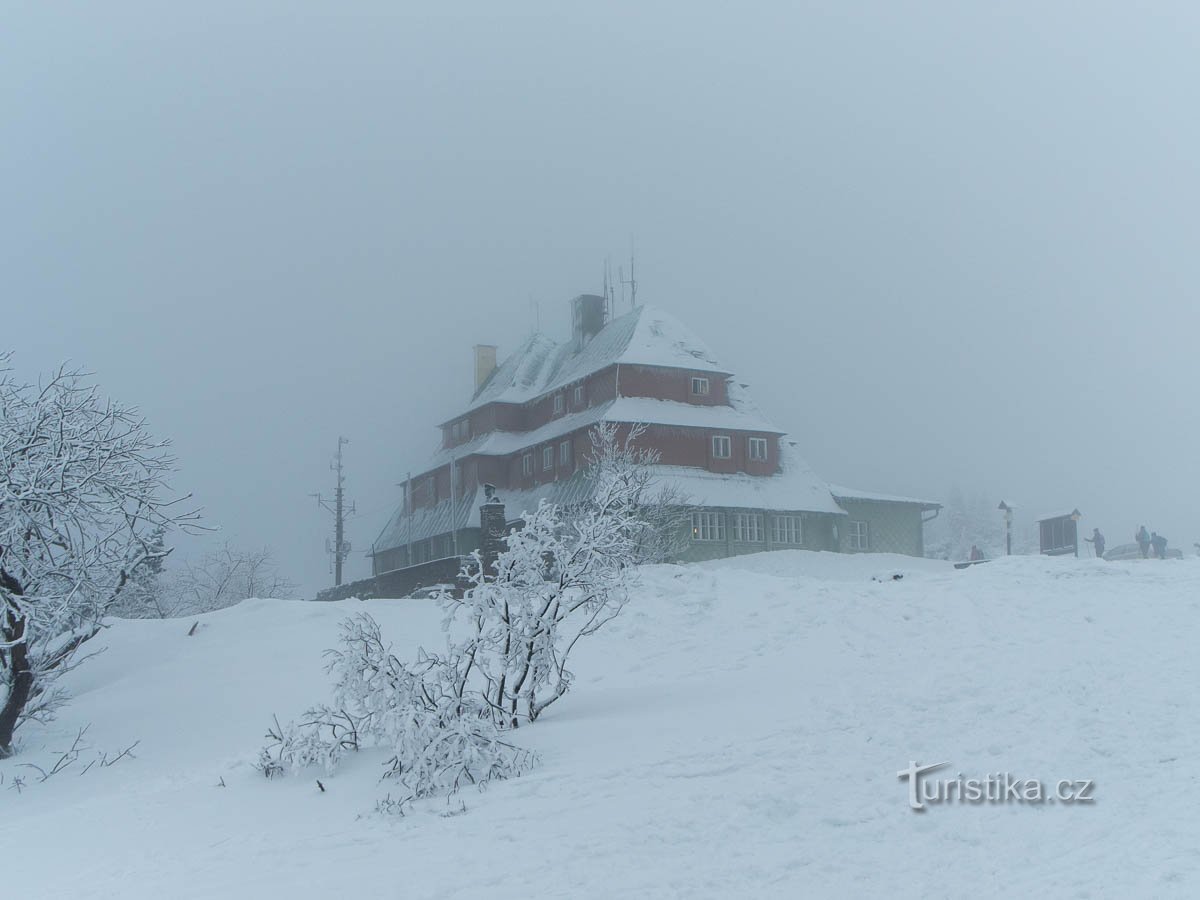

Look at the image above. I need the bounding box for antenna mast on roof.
[621,244,637,308]
[603,257,617,319]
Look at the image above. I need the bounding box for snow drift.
[3,551,1198,898]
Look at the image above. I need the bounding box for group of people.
[1134,525,1170,559]
[1087,526,1171,559]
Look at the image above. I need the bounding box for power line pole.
[311,436,356,586]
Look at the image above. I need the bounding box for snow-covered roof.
[829,484,942,510]
[1035,509,1082,523]
[655,443,846,516]
[459,304,729,418]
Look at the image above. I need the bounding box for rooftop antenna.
[621,244,637,308]
[618,265,626,309]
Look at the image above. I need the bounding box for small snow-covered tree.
[258,613,534,802]
[0,356,199,756]
[260,423,656,806]
[577,421,690,565]
[447,422,652,725]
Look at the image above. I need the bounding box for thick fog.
[4,2,1198,596]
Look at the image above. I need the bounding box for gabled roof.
[459,304,729,418]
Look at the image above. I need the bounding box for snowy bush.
[261,423,657,809]
[259,614,535,802]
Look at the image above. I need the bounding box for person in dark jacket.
[1085,528,1106,559]
[1151,532,1168,559]
[1136,525,1151,558]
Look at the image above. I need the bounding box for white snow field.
[4,551,1200,898]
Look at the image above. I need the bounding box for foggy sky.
[4,1,1199,596]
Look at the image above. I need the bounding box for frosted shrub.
[261,423,661,809]
[259,614,534,801]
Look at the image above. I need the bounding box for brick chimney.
[474,344,497,391]
[571,294,606,351]
[479,486,506,578]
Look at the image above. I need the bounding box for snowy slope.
[4,552,1200,898]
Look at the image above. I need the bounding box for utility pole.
[312,436,356,587]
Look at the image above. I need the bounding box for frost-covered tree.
[577,421,690,565]
[0,357,199,756]
[449,422,653,724]
[112,541,297,619]
[260,423,655,806]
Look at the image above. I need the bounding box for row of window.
[689,513,871,550]
[522,439,573,476]
[711,435,769,461]
[691,513,806,545]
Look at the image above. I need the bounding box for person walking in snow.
[1136,525,1151,558]
[1085,528,1106,559]
[1151,532,1168,559]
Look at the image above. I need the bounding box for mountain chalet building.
[370,296,939,580]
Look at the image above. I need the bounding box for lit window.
[559,439,571,466]
[773,516,802,545]
[848,521,869,551]
[712,435,731,459]
[691,511,725,542]
[522,454,533,476]
[543,446,554,471]
[734,513,763,542]
[748,437,768,461]
[691,377,710,396]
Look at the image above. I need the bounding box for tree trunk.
[0,615,32,758]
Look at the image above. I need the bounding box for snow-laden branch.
[0,352,202,756]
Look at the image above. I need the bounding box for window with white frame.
[748,437,768,461]
[848,520,869,551]
[734,513,764,542]
[559,439,571,466]
[691,376,710,396]
[773,515,802,545]
[573,385,585,407]
[691,511,725,542]
[711,435,731,459]
[522,453,533,476]
[543,446,554,471]
[553,393,564,414]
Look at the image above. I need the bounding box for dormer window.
[573,385,585,407]
[691,377,710,396]
[748,437,768,461]
[553,393,564,415]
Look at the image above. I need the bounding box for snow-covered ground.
[4,551,1199,898]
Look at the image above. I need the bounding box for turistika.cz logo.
[897,762,1096,811]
